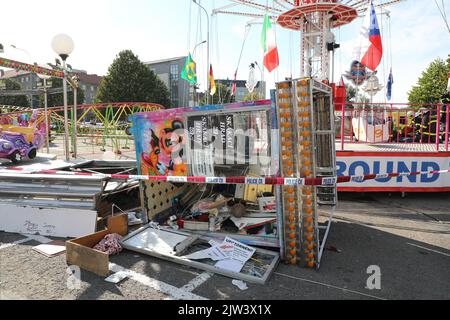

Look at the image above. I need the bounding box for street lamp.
[10,44,32,62]
[193,0,210,104]
[70,75,79,158]
[10,45,35,107]
[192,40,206,106]
[37,64,52,154]
[51,34,74,162]
[193,40,206,56]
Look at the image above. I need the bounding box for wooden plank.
[69,230,109,248]
[107,214,128,236]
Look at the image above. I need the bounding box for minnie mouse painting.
[140,118,188,176]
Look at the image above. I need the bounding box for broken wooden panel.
[142,181,187,220]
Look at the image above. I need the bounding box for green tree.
[0,79,30,107]
[41,77,85,108]
[408,55,450,106]
[200,83,235,105]
[346,85,357,102]
[243,91,263,102]
[346,84,369,104]
[96,50,171,107]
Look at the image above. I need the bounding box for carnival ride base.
[337,143,450,192]
[338,143,448,153]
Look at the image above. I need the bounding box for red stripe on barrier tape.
[0,167,449,186]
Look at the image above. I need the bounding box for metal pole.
[62,60,70,161]
[206,11,210,105]
[331,49,335,84]
[73,86,78,158]
[192,40,206,106]
[446,104,449,152]
[44,79,50,154]
[341,103,346,151]
[194,0,210,104]
[436,104,441,152]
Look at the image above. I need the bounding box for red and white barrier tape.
[0,167,449,186]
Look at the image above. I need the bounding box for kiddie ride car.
[0,111,46,164]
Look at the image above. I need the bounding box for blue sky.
[1,0,449,104]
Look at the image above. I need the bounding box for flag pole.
[193,0,210,104]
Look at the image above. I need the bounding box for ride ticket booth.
[128,78,337,273]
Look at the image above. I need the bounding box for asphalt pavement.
[1,192,449,300]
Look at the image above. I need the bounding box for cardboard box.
[66,214,128,277]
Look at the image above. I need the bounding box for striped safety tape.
[0,167,449,186]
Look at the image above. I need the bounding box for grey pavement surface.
[47,135,137,161]
[1,192,449,300]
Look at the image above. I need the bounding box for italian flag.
[261,14,279,73]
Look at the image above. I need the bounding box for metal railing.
[1,102,163,158]
[335,102,450,152]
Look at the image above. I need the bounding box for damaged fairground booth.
[121,77,337,284]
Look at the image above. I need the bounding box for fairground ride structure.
[211,0,406,268]
[213,0,405,81]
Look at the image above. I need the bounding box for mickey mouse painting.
[140,118,188,176]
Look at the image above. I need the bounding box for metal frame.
[317,205,335,264]
[2,102,162,156]
[275,78,336,269]
[183,104,273,177]
[120,224,280,285]
[0,173,105,210]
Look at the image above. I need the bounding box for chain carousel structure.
[210,0,407,268]
[214,0,403,80]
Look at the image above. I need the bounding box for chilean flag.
[356,1,383,71]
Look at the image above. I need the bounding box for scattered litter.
[94,233,123,255]
[232,279,248,291]
[121,225,279,284]
[183,236,255,271]
[230,216,277,231]
[215,237,256,272]
[183,240,231,261]
[105,271,128,284]
[32,240,66,258]
[230,203,247,218]
[127,212,142,226]
[258,197,276,213]
[183,220,209,231]
[326,245,342,253]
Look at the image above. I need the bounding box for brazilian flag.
[181,53,197,85]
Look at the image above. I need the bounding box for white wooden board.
[122,227,188,255]
[0,204,97,238]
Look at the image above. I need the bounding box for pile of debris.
[143,179,280,249]
[163,190,277,238]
